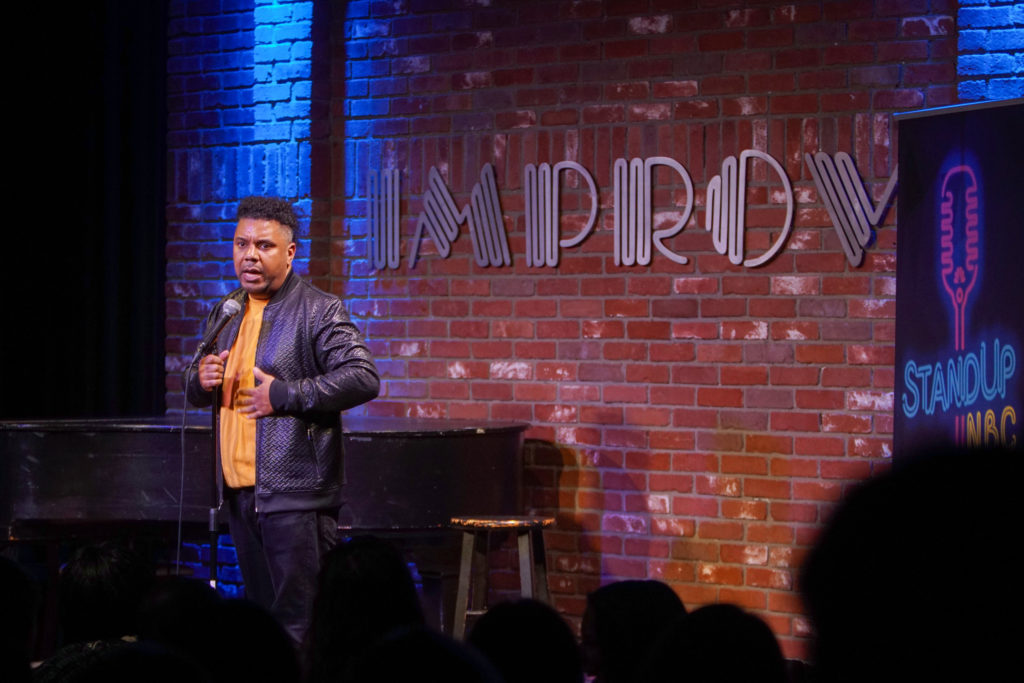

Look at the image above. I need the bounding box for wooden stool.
[450,515,554,640]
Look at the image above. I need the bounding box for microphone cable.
[177,364,193,574]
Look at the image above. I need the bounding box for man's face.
[233,218,296,299]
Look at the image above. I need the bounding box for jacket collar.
[226,269,298,312]
[265,268,298,305]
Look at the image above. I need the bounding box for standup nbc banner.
[894,99,1024,457]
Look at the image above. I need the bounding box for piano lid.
[1,416,528,537]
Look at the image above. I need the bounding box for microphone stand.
[209,386,222,591]
[191,298,240,592]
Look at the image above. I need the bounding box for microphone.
[192,298,242,361]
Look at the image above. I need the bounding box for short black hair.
[237,196,299,243]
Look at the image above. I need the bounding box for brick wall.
[332,0,958,658]
[164,0,1022,660]
[957,0,1024,100]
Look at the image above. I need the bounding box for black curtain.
[3,1,167,419]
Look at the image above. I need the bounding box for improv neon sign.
[367,150,894,271]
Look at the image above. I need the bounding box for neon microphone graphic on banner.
[899,160,1018,448]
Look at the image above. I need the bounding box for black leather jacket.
[186,270,379,513]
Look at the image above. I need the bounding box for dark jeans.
[225,487,339,647]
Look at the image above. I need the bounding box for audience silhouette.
[304,535,426,682]
[9,444,1015,683]
[347,625,503,683]
[800,444,1019,683]
[57,541,155,644]
[636,603,787,683]
[31,541,154,683]
[581,579,687,683]
[58,640,213,683]
[137,576,300,682]
[1,555,39,683]
[467,598,583,683]
[136,575,222,664]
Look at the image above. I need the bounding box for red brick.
[649,386,696,407]
[650,473,695,494]
[820,321,873,342]
[795,436,846,457]
[749,27,794,48]
[747,567,794,590]
[771,275,820,296]
[721,366,768,385]
[720,409,768,432]
[750,72,797,93]
[721,499,769,521]
[770,366,820,386]
[649,559,696,581]
[749,299,797,318]
[747,524,795,545]
[672,495,719,517]
[605,299,649,317]
[824,44,876,65]
[770,502,818,523]
[794,480,843,502]
[770,457,818,478]
[771,322,820,341]
[650,429,696,450]
[698,521,745,541]
[692,344,741,366]
[849,437,893,458]
[873,89,925,110]
[696,474,742,497]
[848,344,894,365]
[747,434,793,454]
[627,321,671,339]
[697,387,743,407]
[770,412,821,433]
[795,344,845,364]
[819,459,877,482]
[672,322,719,340]
[745,478,792,500]
[624,406,671,427]
[625,451,671,471]
[720,455,769,475]
[697,563,744,585]
[795,389,845,410]
[696,431,744,453]
[771,94,819,114]
[722,321,769,341]
[622,362,671,385]
[900,15,954,38]
[674,277,718,294]
[581,320,624,339]
[745,388,795,410]
[472,341,514,359]
[653,80,699,98]
[698,31,744,51]
[849,298,895,318]
[821,413,872,434]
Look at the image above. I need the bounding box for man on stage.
[186,196,379,646]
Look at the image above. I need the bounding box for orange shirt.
[219,296,268,488]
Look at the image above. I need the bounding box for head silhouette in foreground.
[800,444,1019,683]
[581,579,687,683]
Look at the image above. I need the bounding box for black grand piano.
[0,416,527,639]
